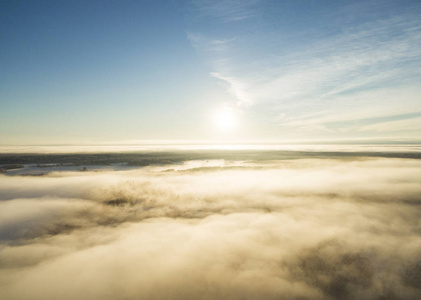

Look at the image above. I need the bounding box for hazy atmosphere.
[1,1,421,300]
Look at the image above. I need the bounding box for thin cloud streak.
[187,1,421,139]
[190,0,260,23]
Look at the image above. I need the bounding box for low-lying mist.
[1,155,421,299]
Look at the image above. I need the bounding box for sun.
[214,109,236,130]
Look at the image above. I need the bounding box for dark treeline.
[0,150,420,167]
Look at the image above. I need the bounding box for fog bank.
[1,157,421,299]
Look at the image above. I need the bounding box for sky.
[1,0,421,145]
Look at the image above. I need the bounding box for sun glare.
[214,109,236,130]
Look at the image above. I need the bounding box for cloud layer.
[1,157,421,299]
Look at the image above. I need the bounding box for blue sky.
[1,0,420,145]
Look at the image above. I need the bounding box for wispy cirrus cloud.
[189,0,260,23]
[187,1,421,140]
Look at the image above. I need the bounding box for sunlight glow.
[214,109,236,130]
